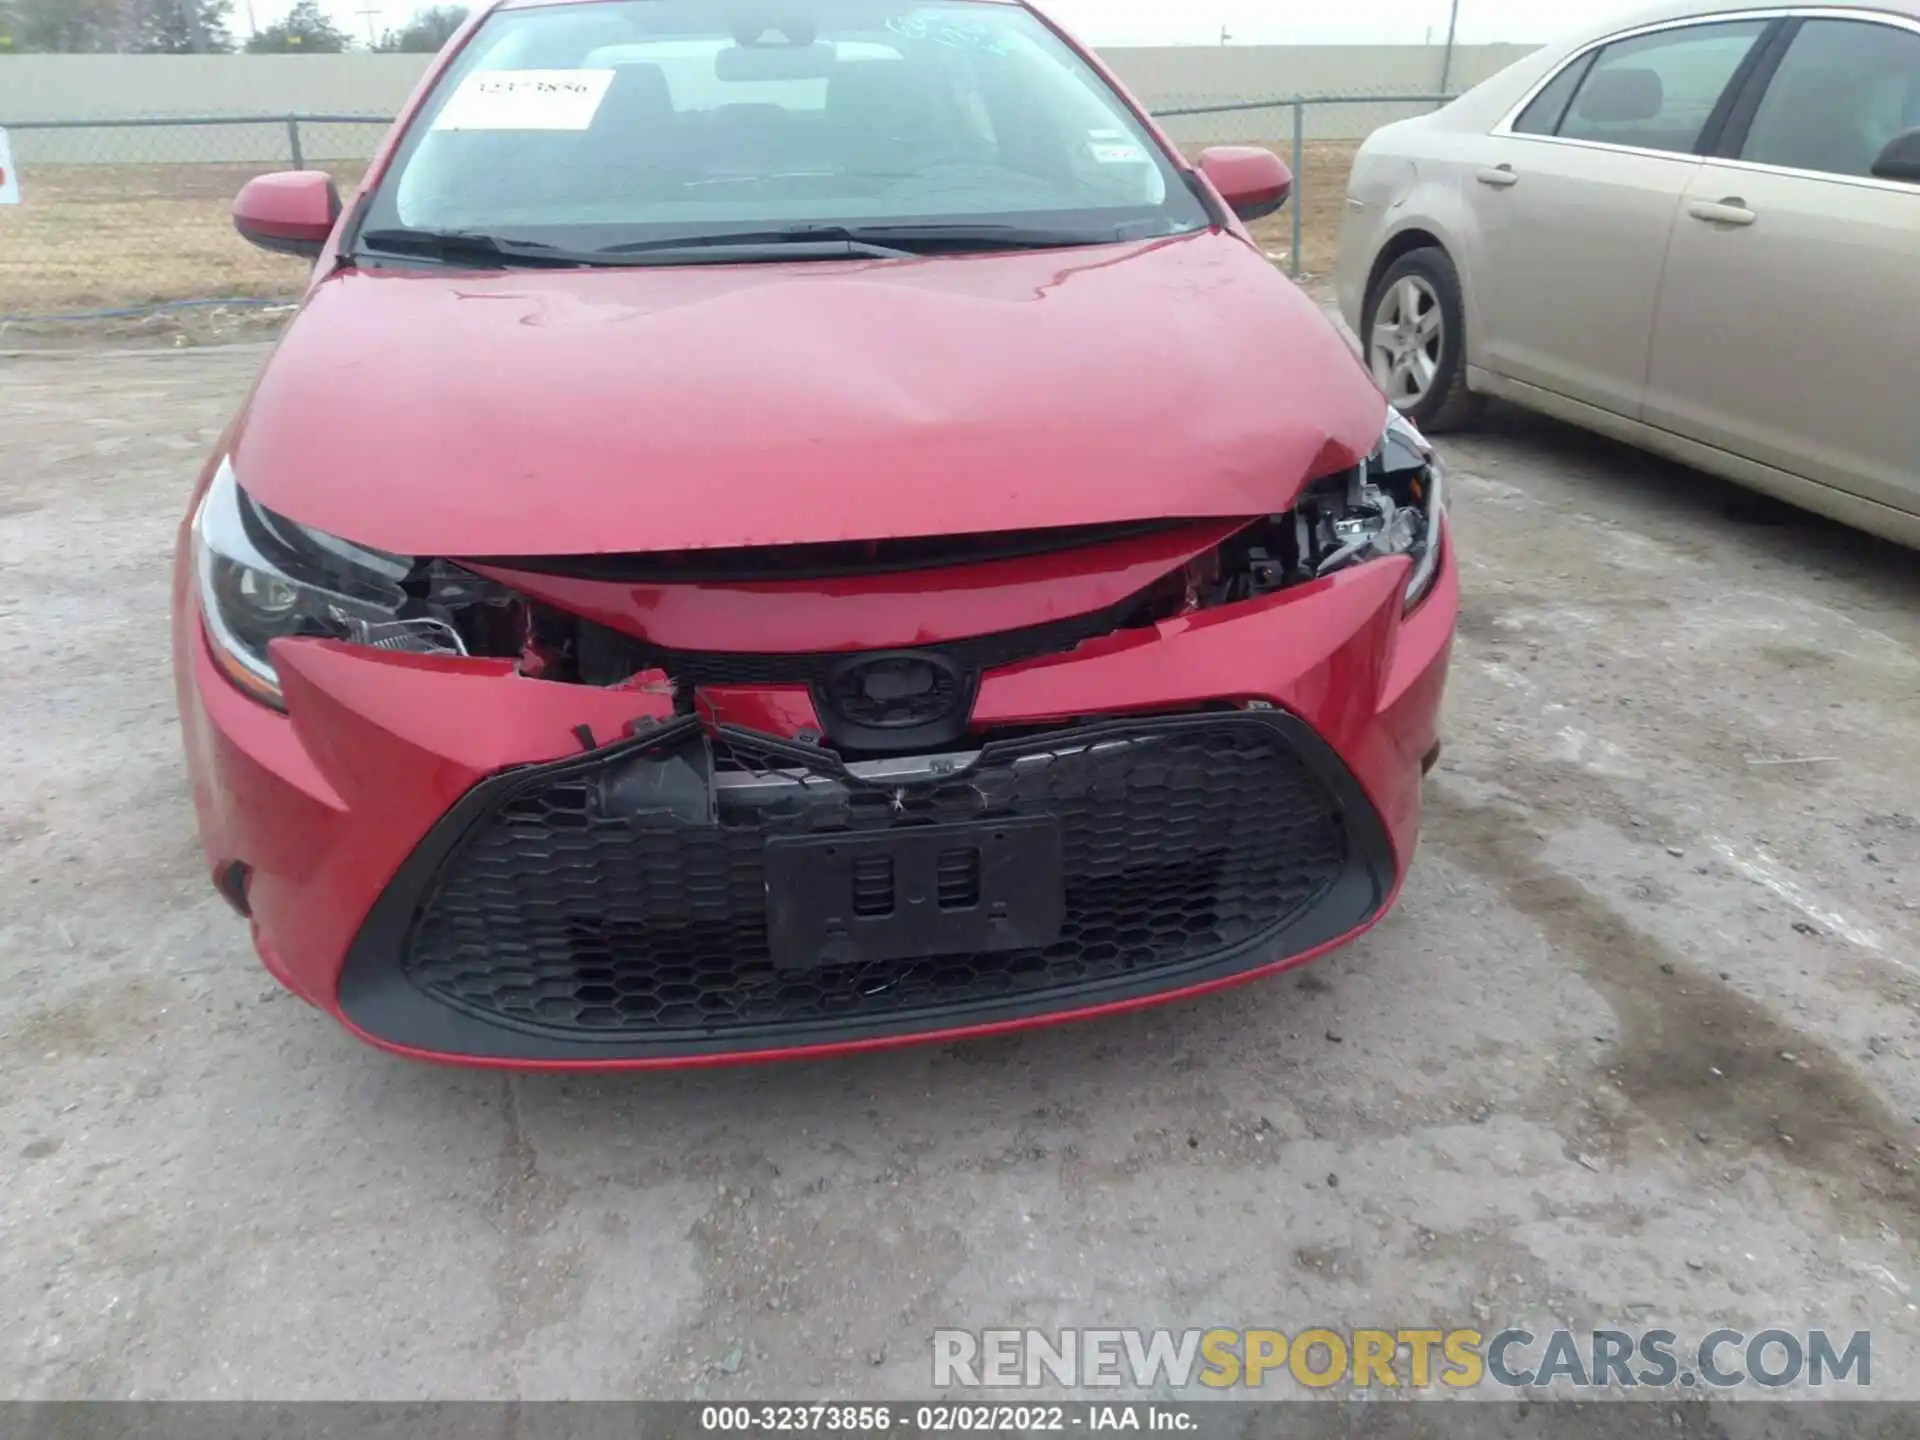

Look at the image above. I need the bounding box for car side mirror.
[1196,146,1294,223]
[233,170,342,258]
[1870,126,1920,184]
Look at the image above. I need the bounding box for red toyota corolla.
[174,0,1456,1068]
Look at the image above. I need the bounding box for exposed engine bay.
[192,412,1443,732]
[377,423,1440,689]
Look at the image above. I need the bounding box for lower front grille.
[340,712,1393,1061]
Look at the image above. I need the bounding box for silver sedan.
[1336,0,1920,547]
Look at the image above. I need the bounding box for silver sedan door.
[1643,15,1920,518]
[1472,18,1771,419]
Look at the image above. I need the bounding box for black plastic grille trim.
[338,711,1395,1061]
[938,847,981,910]
[466,520,1192,583]
[852,854,895,917]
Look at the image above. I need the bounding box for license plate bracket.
[764,817,1064,970]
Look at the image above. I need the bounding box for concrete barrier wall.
[1106,42,1539,140]
[0,53,437,124]
[0,43,1540,163]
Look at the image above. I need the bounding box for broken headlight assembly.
[1203,408,1447,616]
[192,408,1444,711]
[191,458,513,707]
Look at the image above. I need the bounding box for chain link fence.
[1155,93,1453,280]
[0,115,389,322]
[0,93,1451,327]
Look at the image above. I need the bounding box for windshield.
[355,0,1209,258]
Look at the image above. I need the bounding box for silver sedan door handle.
[1688,197,1757,226]
[1476,165,1519,188]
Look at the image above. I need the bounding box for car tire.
[1361,247,1480,434]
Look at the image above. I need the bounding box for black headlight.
[191,459,467,707]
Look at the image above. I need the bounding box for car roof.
[1556,0,1920,38]
[1435,0,1920,128]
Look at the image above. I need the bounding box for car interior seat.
[575,62,678,188]
[826,60,950,172]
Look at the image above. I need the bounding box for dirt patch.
[0,302,297,351]
[1426,783,1920,1235]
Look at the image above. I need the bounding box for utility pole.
[1218,25,1232,45]
[358,3,382,46]
[1439,0,1462,95]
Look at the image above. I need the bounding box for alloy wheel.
[1369,275,1445,410]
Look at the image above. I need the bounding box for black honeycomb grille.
[398,715,1351,1043]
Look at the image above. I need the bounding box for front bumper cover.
[337,708,1394,1062]
[174,528,1456,1068]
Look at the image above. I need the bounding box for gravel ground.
[1,341,1916,1406]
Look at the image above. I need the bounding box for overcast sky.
[250,0,1623,49]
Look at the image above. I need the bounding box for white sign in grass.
[0,129,19,205]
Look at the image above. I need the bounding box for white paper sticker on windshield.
[432,69,616,132]
[1089,140,1148,164]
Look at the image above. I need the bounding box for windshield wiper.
[828,223,1124,250]
[357,226,917,268]
[356,227,624,269]
[597,223,1116,257]
[356,221,1113,270]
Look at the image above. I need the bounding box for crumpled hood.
[234,231,1386,557]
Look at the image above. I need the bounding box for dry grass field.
[0,162,368,317]
[0,142,1359,318]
